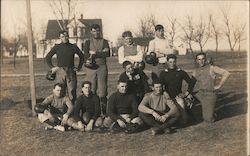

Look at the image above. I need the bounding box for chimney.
[80,14,83,19]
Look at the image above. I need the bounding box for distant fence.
[1,69,247,78]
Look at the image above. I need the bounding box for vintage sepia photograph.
[1,0,249,155]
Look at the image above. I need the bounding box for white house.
[36,15,103,58]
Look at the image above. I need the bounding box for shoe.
[124,123,141,134]
[98,126,110,133]
[54,125,65,132]
[66,126,72,131]
[110,122,125,133]
[164,128,174,134]
[45,125,53,130]
[151,129,157,136]
[72,123,85,131]
[151,128,164,136]
[203,121,214,125]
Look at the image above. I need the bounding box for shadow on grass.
[26,98,45,110]
[185,91,247,127]
[216,91,247,121]
[0,97,45,112]
[0,98,17,110]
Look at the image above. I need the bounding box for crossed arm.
[118,45,143,64]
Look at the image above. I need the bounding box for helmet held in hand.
[145,52,158,66]
[46,70,56,81]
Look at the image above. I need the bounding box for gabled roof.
[78,19,102,30]
[45,19,102,40]
[67,20,86,28]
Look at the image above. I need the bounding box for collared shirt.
[160,67,195,98]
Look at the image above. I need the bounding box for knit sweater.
[139,91,177,116]
[107,91,139,122]
[74,93,101,121]
[45,42,84,69]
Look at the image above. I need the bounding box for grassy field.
[1,52,247,75]
[0,52,248,156]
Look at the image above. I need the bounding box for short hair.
[122,31,133,38]
[152,79,162,86]
[58,30,68,36]
[81,81,92,88]
[54,83,65,89]
[122,61,132,68]
[195,52,206,59]
[117,79,128,85]
[155,24,164,31]
[91,24,100,30]
[167,54,177,61]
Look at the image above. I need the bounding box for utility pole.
[26,0,37,116]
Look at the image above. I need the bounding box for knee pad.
[103,117,113,128]
[95,117,103,127]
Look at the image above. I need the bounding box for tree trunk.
[215,37,218,59]
[188,41,195,59]
[1,48,3,65]
[227,35,233,51]
[215,35,218,53]
[13,51,17,68]
[199,42,203,52]
[188,41,193,53]
[238,39,241,56]
[238,38,241,52]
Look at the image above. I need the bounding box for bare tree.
[49,0,78,30]
[166,17,181,48]
[137,13,157,38]
[12,24,23,68]
[13,35,21,68]
[1,26,9,64]
[221,7,232,51]
[210,14,221,54]
[1,36,9,64]
[178,15,195,53]
[234,24,246,52]
[193,16,211,52]
[220,8,243,52]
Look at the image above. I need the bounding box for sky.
[1,0,249,50]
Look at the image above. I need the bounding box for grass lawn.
[0,52,247,156]
[1,52,247,75]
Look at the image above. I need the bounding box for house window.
[73,27,77,36]
[81,28,85,37]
